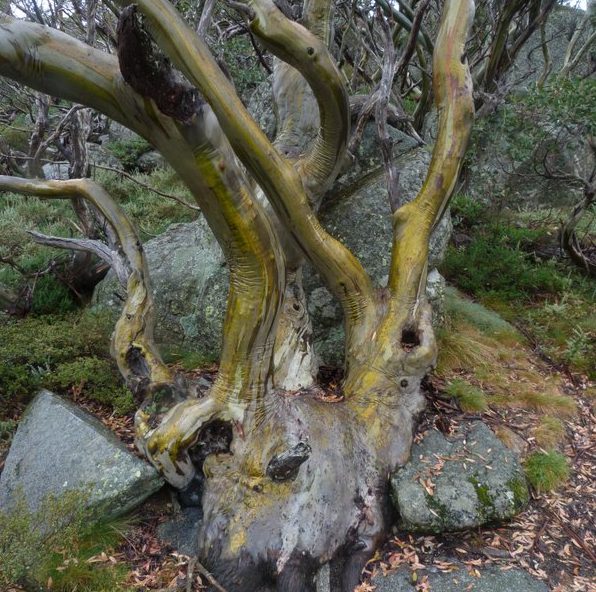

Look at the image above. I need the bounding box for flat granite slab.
[372,565,549,592]
[0,390,163,519]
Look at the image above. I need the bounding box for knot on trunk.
[117,4,202,122]
[266,441,311,481]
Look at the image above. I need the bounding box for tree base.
[196,386,425,591]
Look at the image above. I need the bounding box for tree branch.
[388,0,475,309]
[249,0,350,194]
[128,0,376,352]
[0,175,173,393]
[0,14,287,415]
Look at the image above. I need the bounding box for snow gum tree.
[0,0,475,589]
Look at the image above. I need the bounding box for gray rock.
[444,288,518,337]
[427,269,447,326]
[137,150,167,172]
[371,565,548,592]
[391,422,529,533]
[157,507,202,557]
[106,121,141,143]
[86,142,121,169]
[318,146,448,280]
[0,391,163,520]
[247,81,276,140]
[42,161,69,180]
[94,218,228,359]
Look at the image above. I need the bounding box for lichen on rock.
[390,422,529,533]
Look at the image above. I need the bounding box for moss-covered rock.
[390,422,529,533]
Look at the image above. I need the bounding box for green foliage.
[0,311,132,415]
[524,450,570,492]
[0,113,32,152]
[95,168,196,239]
[442,235,569,302]
[220,35,267,98]
[450,194,488,229]
[524,291,596,378]
[105,137,152,172]
[479,77,596,170]
[445,195,595,376]
[46,357,135,415]
[30,274,78,315]
[446,379,488,412]
[0,489,132,592]
[0,419,17,455]
[0,193,75,293]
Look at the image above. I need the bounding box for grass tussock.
[445,379,488,412]
[524,450,570,493]
[436,291,576,416]
[533,416,566,448]
[0,489,133,592]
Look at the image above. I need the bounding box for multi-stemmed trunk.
[0,1,474,589]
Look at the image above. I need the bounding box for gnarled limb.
[0,14,293,489]
[128,0,376,358]
[0,175,172,392]
[249,0,349,194]
[387,0,475,311]
[0,174,227,487]
[344,0,475,397]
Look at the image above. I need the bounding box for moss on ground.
[0,310,133,417]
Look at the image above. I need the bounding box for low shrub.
[0,311,132,416]
[450,194,488,229]
[46,357,134,415]
[0,489,132,592]
[105,137,152,171]
[442,237,569,303]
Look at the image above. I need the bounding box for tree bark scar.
[116,4,202,122]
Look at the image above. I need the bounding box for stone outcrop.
[0,390,163,521]
[390,422,529,533]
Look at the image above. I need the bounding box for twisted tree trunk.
[0,1,474,589]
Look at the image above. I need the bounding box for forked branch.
[343,0,475,393]
[127,0,376,351]
[388,0,475,310]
